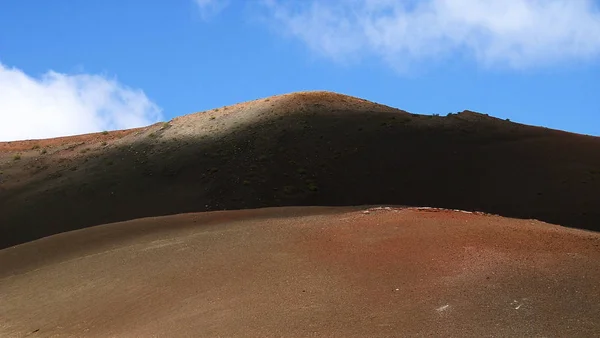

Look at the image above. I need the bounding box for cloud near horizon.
[0,63,162,142]
[258,0,600,70]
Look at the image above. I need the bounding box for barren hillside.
[1,91,599,248]
[1,207,599,337]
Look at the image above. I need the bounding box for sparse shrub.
[506,118,511,122]
[31,144,40,150]
[101,142,107,146]
[242,180,251,185]
[297,168,307,175]
[13,154,21,161]
[307,182,319,192]
[66,144,80,151]
[106,160,114,166]
[40,149,47,154]
[433,113,440,117]
[210,116,216,120]
[102,131,109,135]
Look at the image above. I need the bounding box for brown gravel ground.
[1,206,599,337]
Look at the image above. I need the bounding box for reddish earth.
[1,207,599,337]
[0,128,144,152]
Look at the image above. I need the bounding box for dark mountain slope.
[1,91,599,248]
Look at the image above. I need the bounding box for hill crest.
[1,91,599,248]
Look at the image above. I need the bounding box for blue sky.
[0,0,599,141]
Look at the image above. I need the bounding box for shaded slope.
[1,91,599,248]
[2,207,599,337]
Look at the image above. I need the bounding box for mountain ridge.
[1,91,599,248]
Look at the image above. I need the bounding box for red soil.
[1,207,598,337]
[0,127,145,152]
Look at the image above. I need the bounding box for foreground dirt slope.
[1,207,599,337]
[1,91,599,248]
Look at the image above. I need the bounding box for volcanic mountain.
[2,91,600,337]
[0,91,599,249]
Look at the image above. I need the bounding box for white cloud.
[261,0,600,69]
[194,0,229,20]
[0,63,162,142]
